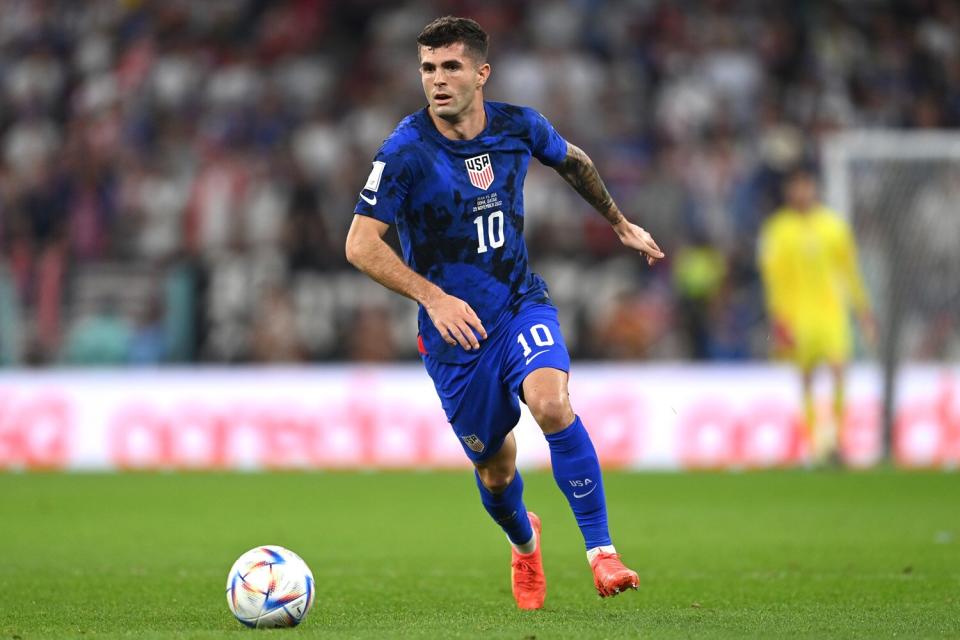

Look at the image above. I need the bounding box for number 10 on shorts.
[517,324,555,357]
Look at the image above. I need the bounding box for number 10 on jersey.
[473,210,504,253]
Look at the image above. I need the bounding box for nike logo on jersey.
[359,193,377,206]
[525,349,549,365]
[573,484,598,499]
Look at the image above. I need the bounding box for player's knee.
[476,466,514,494]
[528,394,574,434]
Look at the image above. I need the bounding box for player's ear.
[476,62,490,88]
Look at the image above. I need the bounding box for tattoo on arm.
[554,143,625,226]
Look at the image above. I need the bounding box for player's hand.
[772,319,794,350]
[612,219,665,266]
[423,291,487,351]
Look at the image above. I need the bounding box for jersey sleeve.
[525,108,568,167]
[834,217,871,314]
[757,216,791,323]
[353,143,415,225]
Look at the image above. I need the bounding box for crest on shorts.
[461,434,486,453]
[465,154,494,190]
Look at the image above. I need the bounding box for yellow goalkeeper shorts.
[786,320,852,370]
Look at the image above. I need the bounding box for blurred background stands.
[1,0,958,366]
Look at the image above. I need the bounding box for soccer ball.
[225,545,315,628]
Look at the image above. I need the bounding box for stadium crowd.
[1,0,958,365]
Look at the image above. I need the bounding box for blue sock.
[545,416,612,550]
[475,470,533,546]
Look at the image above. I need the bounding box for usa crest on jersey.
[461,434,485,453]
[465,153,494,190]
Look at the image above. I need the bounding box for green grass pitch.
[1,470,958,639]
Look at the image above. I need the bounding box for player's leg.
[523,368,609,551]
[800,365,816,458]
[828,361,847,462]
[523,367,608,547]
[789,324,823,461]
[506,307,610,549]
[793,330,821,461]
[421,346,545,609]
[503,304,638,596]
[473,431,534,552]
[825,322,853,463]
[474,430,546,610]
[522,367,639,596]
[523,368,608,549]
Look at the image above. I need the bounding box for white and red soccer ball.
[226,545,315,628]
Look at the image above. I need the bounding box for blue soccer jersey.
[354,101,569,364]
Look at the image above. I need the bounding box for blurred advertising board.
[0,365,957,471]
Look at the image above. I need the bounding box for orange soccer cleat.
[590,552,640,597]
[510,512,546,610]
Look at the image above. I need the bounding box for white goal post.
[820,130,960,457]
[822,130,960,220]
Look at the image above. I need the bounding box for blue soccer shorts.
[422,303,571,464]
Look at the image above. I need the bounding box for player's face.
[786,174,817,211]
[418,42,489,120]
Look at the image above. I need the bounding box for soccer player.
[758,167,874,464]
[345,16,663,609]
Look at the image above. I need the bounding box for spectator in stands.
[128,297,168,365]
[250,285,303,362]
[61,296,133,365]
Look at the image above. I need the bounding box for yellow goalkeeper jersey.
[758,204,870,365]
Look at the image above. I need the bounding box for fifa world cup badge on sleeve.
[364,161,385,192]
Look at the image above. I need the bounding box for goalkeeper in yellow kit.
[758,168,874,463]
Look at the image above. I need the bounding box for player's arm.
[553,143,664,266]
[836,220,876,344]
[757,220,795,349]
[345,215,486,351]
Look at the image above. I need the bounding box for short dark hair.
[417,16,488,62]
[786,164,818,183]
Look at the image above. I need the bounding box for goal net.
[822,131,960,455]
